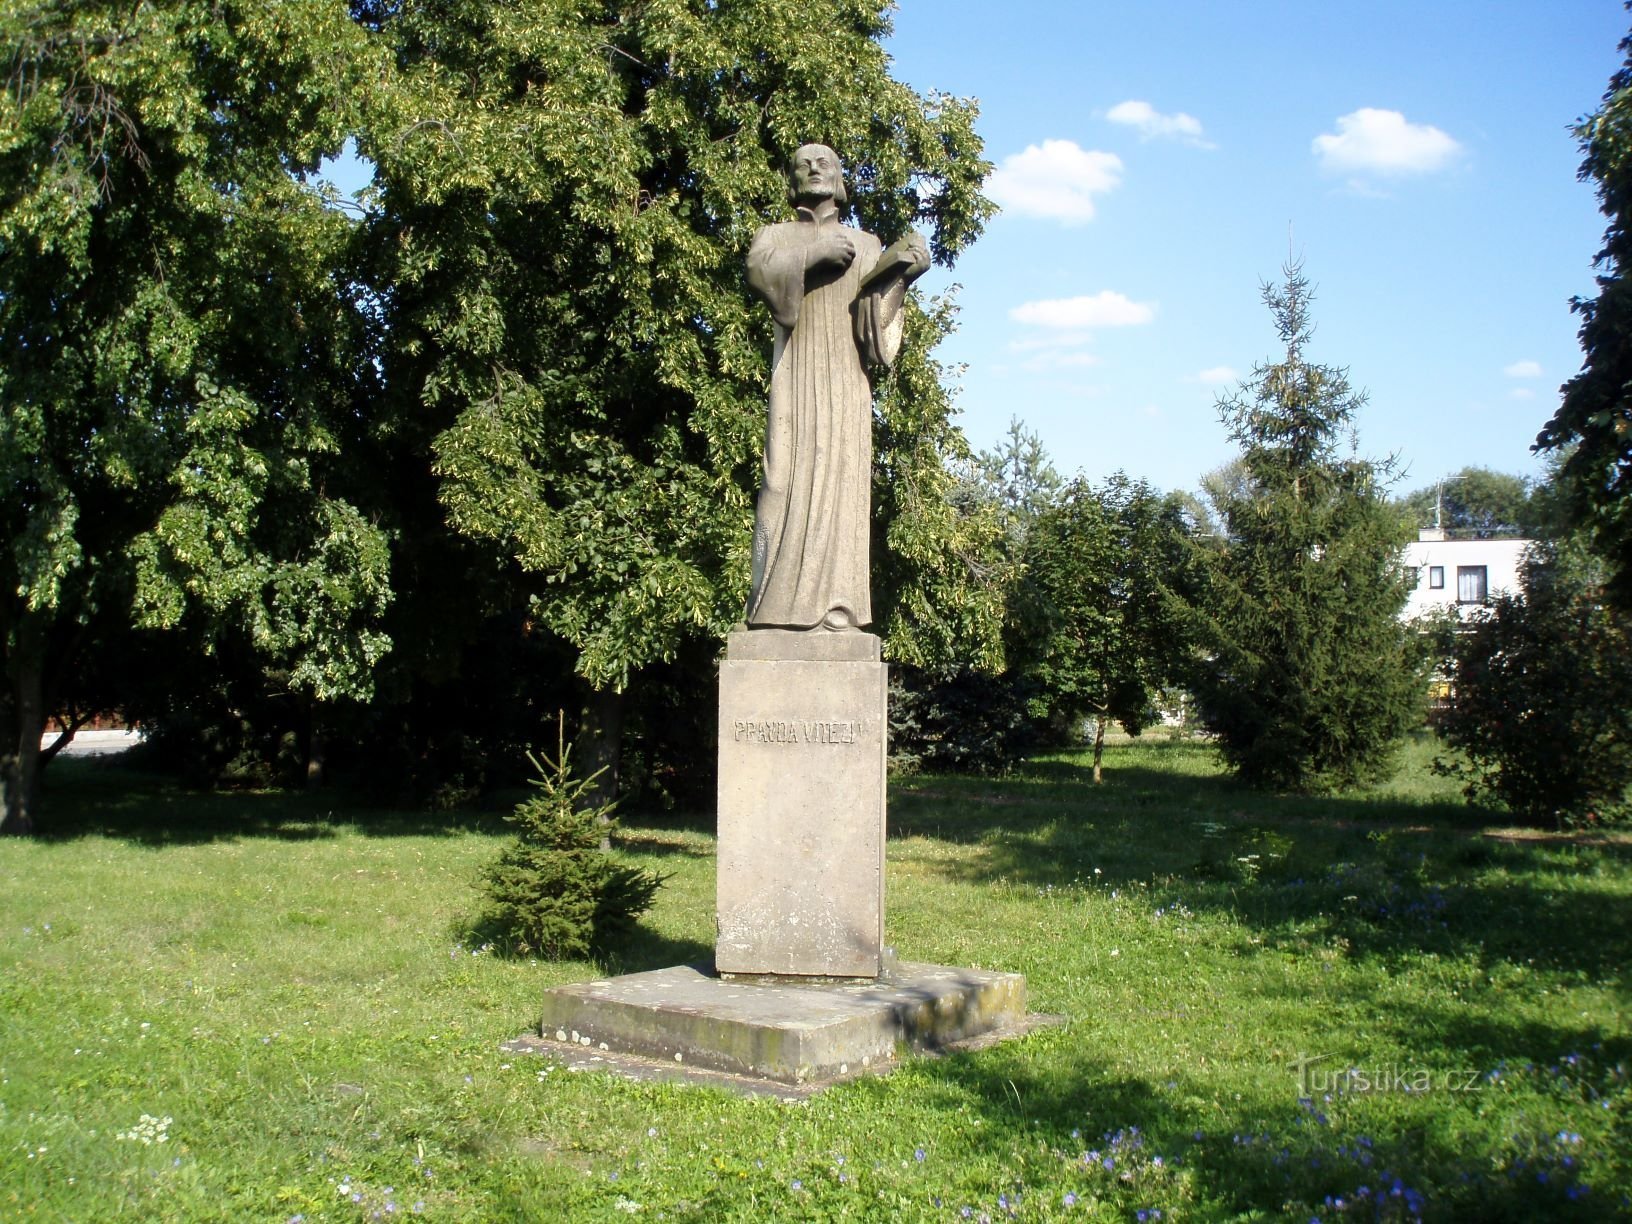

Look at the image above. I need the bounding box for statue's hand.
[903,230,931,279]
[808,230,857,273]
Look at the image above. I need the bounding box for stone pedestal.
[715,629,886,977]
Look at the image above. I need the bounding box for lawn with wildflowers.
[1,734,1628,1220]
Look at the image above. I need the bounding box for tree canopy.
[1,0,1003,828]
[1396,467,1536,539]
[1012,472,1196,781]
[1,1,393,831]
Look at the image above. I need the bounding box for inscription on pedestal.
[716,639,887,978]
[732,719,867,745]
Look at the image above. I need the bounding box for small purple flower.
[791,1179,802,1191]
[915,1147,926,1162]
[1063,1191,1078,1207]
[1103,1157,1115,1172]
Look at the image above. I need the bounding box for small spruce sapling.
[479,721,665,958]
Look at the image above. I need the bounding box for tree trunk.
[576,680,624,849]
[2,612,48,835]
[304,702,327,790]
[1092,713,1107,785]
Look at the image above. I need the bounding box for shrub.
[1435,540,1632,826]
[477,728,665,958]
[888,665,1039,775]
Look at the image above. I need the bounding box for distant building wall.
[1401,530,1529,620]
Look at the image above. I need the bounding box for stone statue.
[744,143,930,631]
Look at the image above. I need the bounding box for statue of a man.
[744,143,930,631]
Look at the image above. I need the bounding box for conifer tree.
[1189,263,1422,791]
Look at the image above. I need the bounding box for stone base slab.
[535,962,1027,1085]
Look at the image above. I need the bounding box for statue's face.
[791,145,842,201]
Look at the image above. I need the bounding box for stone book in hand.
[858,235,926,291]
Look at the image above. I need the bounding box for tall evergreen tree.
[1537,16,1632,609]
[1189,263,1422,791]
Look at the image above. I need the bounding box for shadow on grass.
[899,1029,1610,1220]
[891,740,1632,990]
[35,757,511,845]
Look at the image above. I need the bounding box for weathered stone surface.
[724,626,880,662]
[744,143,929,632]
[535,961,1028,1084]
[716,637,886,977]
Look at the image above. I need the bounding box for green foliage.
[478,732,665,959]
[1537,19,1632,608]
[1436,539,1632,825]
[362,0,999,691]
[966,416,1064,554]
[3,0,1005,825]
[1396,466,1537,538]
[1012,472,1198,767]
[887,665,1038,775]
[1189,262,1425,791]
[0,1,393,829]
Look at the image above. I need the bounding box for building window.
[1405,566,1420,588]
[1457,565,1488,604]
[1428,566,1444,590]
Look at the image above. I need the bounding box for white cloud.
[1021,351,1103,373]
[987,139,1123,224]
[1509,388,1536,400]
[1010,291,1155,329]
[1192,365,1240,385]
[1107,100,1212,147]
[1503,359,1542,378]
[1008,332,1094,353]
[1312,108,1462,176]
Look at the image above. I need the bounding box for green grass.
[2,736,1628,1221]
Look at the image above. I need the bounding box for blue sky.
[884,0,1630,497]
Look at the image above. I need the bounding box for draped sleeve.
[853,276,907,371]
[747,224,806,330]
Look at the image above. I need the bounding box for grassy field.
[1,734,1628,1221]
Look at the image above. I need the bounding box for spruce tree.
[478,724,666,960]
[1189,263,1422,791]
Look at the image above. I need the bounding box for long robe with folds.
[745,207,906,629]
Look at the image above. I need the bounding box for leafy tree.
[1188,263,1423,791]
[1396,467,1535,538]
[1537,19,1632,608]
[1,2,391,832]
[1436,539,1632,825]
[1013,473,1197,781]
[358,0,999,789]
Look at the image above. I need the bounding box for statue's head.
[788,143,847,207]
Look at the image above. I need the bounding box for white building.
[1400,528,1530,620]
